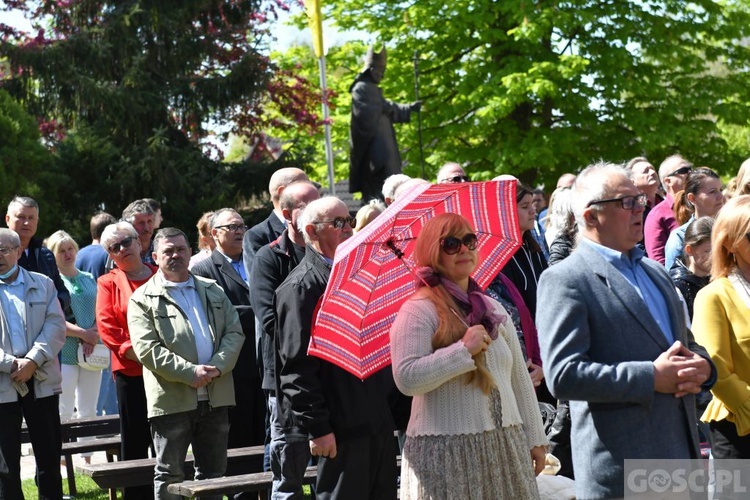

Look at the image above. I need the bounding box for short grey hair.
[7,196,39,215]
[572,161,631,230]
[0,228,21,248]
[121,199,155,224]
[100,222,138,251]
[298,197,347,245]
[381,174,411,200]
[153,227,189,253]
[209,208,240,230]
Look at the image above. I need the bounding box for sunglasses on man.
[315,216,357,229]
[667,166,692,177]
[443,175,470,183]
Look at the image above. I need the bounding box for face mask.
[0,264,18,280]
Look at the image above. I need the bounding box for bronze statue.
[349,47,421,202]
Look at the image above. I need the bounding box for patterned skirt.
[400,389,540,500]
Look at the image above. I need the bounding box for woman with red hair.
[390,213,547,499]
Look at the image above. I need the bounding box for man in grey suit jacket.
[191,209,266,454]
[537,162,716,500]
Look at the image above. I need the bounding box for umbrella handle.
[385,239,404,259]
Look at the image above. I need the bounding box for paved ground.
[20,443,110,480]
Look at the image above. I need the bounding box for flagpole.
[305,0,335,196]
[319,57,336,196]
[413,50,426,180]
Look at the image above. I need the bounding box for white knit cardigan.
[390,294,548,449]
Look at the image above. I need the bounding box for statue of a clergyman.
[349,46,421,202]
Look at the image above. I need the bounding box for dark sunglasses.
[315,216,356,229]
[440,234,478,255]
[667,166,692,177]
[445,175,470,183]
[107,236,135,254]
[586,193,648,210]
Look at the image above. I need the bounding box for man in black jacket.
[242,167,309,278]
[249,181,318,497]
[191,208,266,460]
[5,196,70,311]
[275,197,397,499]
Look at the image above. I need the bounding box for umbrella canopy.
[309,180,522,379]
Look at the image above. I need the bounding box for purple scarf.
[416,266,506,340]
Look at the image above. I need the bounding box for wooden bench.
[166,457,402,498]
[168,466,316,497]
[22,414,121,496]
[76,445,265,500]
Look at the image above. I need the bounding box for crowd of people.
[1,153,749,500]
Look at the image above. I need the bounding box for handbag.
[547,400,574,479]
[77,343,110,371]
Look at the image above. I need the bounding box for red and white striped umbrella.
[309,180,521,379]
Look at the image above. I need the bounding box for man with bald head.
[243,168,309,278]
[557,173,577,189]
[250,181,319,497]
[275,197,397,499]
[644,154,692,264]
[436,162,469,184]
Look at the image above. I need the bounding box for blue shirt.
[582,238,675,344]
[0,271,28,356]
[75,244,109,280]
[218,251,247,285]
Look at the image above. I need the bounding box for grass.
[22,474,111,500]
[21,473,314,499]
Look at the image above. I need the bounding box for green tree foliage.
[0,0,320,241]
[291,0,750,184]
[0,89,50,200]
[0,89,66,237]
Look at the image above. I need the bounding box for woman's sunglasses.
[107,236,135,254]
[440,234,478,255]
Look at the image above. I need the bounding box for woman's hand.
[82,342,95,357]
[80,327,99,346]
[527,359,544,388]
[531,446,546,476]
[462,325,491,356]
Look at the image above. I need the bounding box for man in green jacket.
[128,227,245,500]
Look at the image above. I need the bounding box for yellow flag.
[305,0,324,58]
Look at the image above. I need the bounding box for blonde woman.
[694,195,750,457]
[47,230,102,463]
[390,213,547,499]
[354,200,386,233]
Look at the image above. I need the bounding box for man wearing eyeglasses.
[644,154,692,264]
[275,197,397,499]
[537,162,715,500]
[191,209,266,471]
[0,228,66,499]
[436,162,470,184]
